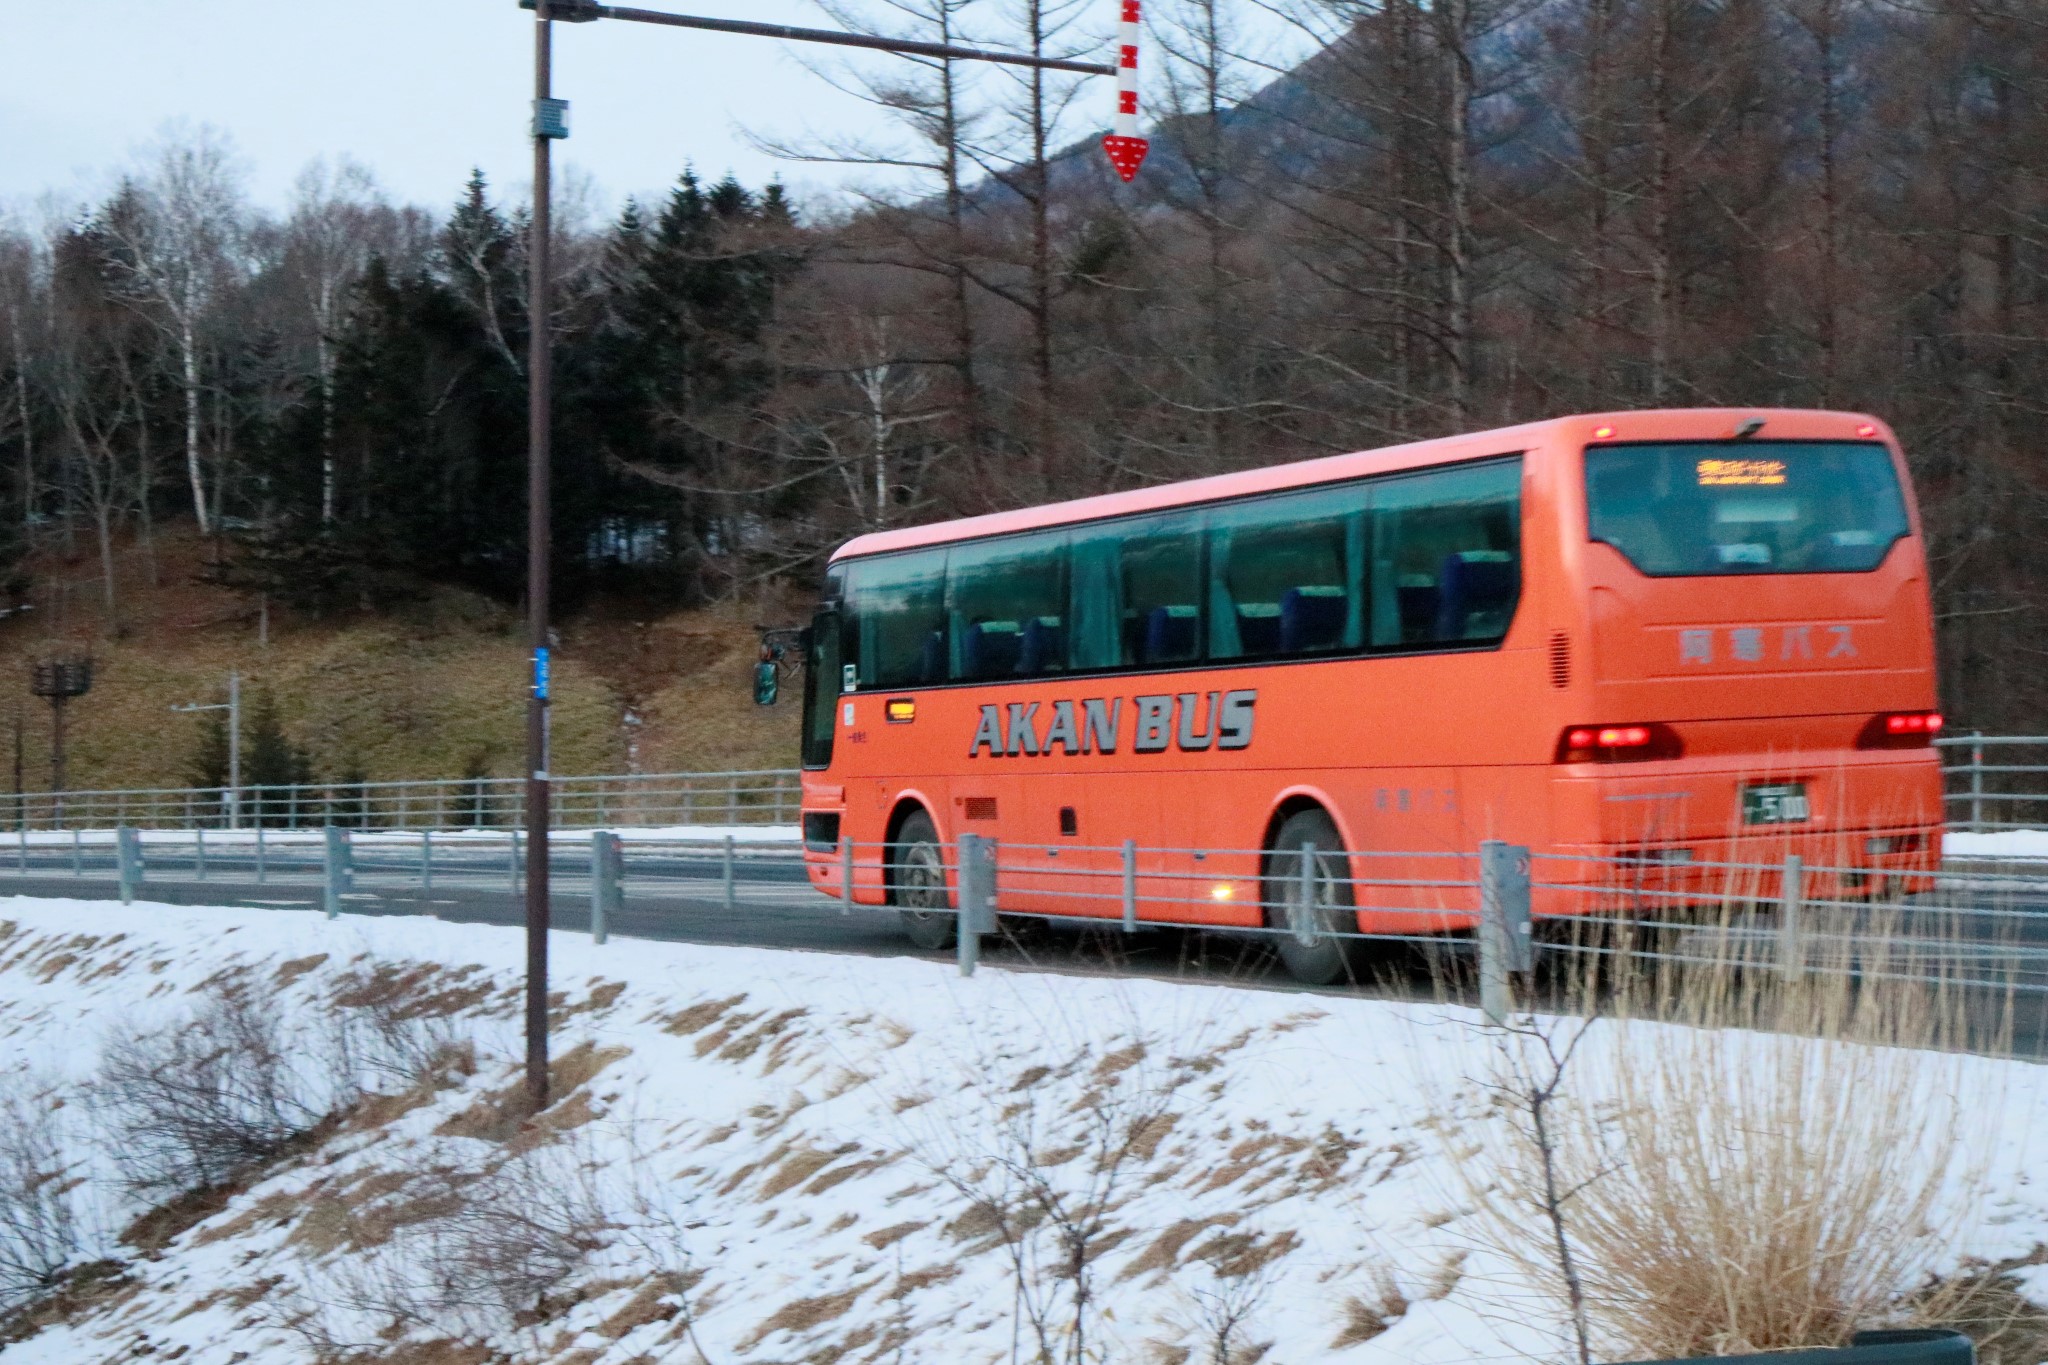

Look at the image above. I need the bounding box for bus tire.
[890,810,956,951]
[1264,809,1368,986]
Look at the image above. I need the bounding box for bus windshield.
[1585,440,1908,577]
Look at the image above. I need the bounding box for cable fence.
[0,770,803,832]
[1938,733,2048,833]
[7,825,2044,1042]
[0,737,2031,836]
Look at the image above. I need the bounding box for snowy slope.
[0,896,2039,1364]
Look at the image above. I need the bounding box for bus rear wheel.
[1264,809,1369,986]
[890,810,956,951]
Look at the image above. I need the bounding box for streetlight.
[517,0,1131,1113]
[29,658,92,827]
[171,671,241,830]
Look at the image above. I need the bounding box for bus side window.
[845,548,949,688]
[1369,459,1524,649]
[1117,515,1206,667]
[1206,483,1365,660]
[946,531,1068,681]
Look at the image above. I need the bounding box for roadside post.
[590,830,621,944]
[1479,840,1533,1025]
[324,826,352,920]
[956,833,1000,977]
[116,826,142,905]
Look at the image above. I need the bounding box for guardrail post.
[196,827,207,881]
[256,825,267,884]
[956,833,999,978]
[420,830,432,891]
[839,838,854,917]
[1121,838,1138,933]
[1479,840,1533,1026]
[1776,853,1805,980]
[324,826,352,920]
[117,827,142,905]
[590,830,620,945]
[14,823,21,875]
[1969,731,1985,831]
[723,834,736,912]
[70,828,80,878]
[509,829,522,892]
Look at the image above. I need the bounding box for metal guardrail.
[0,770,802,832]
[1938,733,2048,832]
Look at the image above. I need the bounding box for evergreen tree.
[185,710,230,791]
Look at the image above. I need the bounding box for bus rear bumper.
[1532,824,1943,918]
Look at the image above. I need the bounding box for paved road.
[0,841,1330,996]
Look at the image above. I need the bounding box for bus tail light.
[1555,723,1684,764]
[1857,711,1943,749]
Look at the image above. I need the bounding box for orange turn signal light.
[886,698,917,724]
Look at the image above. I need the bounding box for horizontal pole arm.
[520,1,1116,75]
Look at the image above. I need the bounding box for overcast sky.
[2,0,1146,221]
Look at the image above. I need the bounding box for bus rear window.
[1585,441,1909,577]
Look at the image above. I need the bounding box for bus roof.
[829,408,1893,563]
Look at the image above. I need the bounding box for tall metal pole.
[524,1,556,1114]
[505,0,1132,1117]
[226,670,241,830]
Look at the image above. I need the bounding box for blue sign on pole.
[534,647,552,700]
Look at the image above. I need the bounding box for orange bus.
[781,409,1944,982]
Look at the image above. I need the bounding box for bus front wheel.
[1264,810,1369,986]
[890,810,956,951]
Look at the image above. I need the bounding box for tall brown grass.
[1454,893,2013,1360]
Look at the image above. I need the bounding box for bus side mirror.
[753,660,779,707]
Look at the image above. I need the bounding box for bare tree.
[0,227,41,538]
[761,0,996,460]
[278,158,388,527]
[99,126,250,536]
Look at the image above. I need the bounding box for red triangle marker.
[1103,134,1150,183]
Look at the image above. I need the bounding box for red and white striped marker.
[1102,0,1148,182]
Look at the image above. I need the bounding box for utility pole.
[515,0,1128,1114]
[171,670,241,829]
[524,0,561,1118]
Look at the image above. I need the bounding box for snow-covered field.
[1945,830,2048,862]
[0,895,2041,1364]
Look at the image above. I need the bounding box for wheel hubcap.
[1285,849,1329,949]
[896,842,946,914]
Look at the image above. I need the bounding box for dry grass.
[1455,899,2012,1361]
[0,527,799,790]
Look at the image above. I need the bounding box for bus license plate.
[1742,783,1810,825]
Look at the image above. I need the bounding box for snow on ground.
[0,896,2039,1364]
[1946,830,2048,862]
